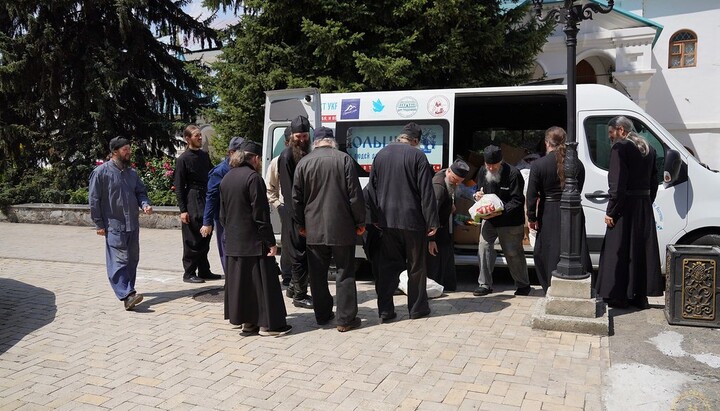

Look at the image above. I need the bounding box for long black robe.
[220,163,287,328]
[595,139,663,300]
[427,169,456,291]
[526,151,592,292]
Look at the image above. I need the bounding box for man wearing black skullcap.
[277,115,313,309]
[367,122,439,322]
[89,137,153,311]
[175,125,219,284]
[473,145,532,297]
[427,159,470,291]
[265,127,293,286]
[292,127,366,332]
[200,136,245,274]
[220,140,291,336]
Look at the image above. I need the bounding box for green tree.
[201,0,552,143]
[0,0,219,205]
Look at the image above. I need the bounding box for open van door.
[262,88,322,241]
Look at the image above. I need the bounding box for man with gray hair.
[293,127,366,332]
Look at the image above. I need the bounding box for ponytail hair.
[626,131,650,157]
[545,126,567,188]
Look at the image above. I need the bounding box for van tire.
[690,234,720,246]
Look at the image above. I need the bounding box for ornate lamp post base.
[532,277,609,335]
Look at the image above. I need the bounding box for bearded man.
[473,145,531,297]
[428,159,470,291]
[277,116,313,309]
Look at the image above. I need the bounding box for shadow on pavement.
[0,278,57,354]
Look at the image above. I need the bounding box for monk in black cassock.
[427,159,470,291]
[220,140,291,336]
[278,116,313,309]
[595,116,663,309]
[175,124,220,284]
[367,122,439,322]
[526,126,592,293]
[292,127,366,332]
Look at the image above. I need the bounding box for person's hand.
[180,212,190,224]
[428,241,438,256]
[96,228,106,236]
[473,188,485,201]
[528,221,539,231]
[604,215,615,228]
[200,225,213,237]
[427,227,437,237]
[143,204,153,215]
[356,225,366,236]
[299,227,306,237]
[267,245,277,256]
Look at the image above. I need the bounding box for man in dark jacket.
[292,127,366,332]
[278,116,313,309]
[220,140,291,337]
[474,145,531,296]
[175,125,220,284]
[428,159,470,291]
[367,122,439,322]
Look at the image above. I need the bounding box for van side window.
[584,116,667,185]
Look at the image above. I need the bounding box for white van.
[262,85,720,269]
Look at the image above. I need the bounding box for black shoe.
[630,296,650,310]
[199,272,222,280]
[337,317,362,332]
[380,312,397,323]
[183,275,205,284]
[317,312,335,325]
[473,286,493,296]
[285,287,295,298]
[514,286,532,296]
[292,297,314,309]
[604,297,629,309]
[409,310,430,320]
[123,293,143,311]
[281,279,291,287]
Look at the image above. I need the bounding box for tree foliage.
[0,0,219,204]
[201,0,552,142]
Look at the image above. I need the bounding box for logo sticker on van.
[340,99,360,119]
[372,99,385,113]
[396,97,418,118]
[428,95,449,117]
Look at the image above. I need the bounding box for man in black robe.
[278,116,313,309]
[474,145,531,297]
[292,127,366,332]
[220,140,291,336]
[367,122,439,322]
[175,125,220,283]
[428,159,470,292]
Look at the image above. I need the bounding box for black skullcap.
[450,159,470,178]
[227,136,245,151]
[109,136,130,151]
[314,126,334,140]
[483,145,503,164]
[283,127,291,141]
[401,122,422,140]
[290,116,310,133]
[238,140,262,157]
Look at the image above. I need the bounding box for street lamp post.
[531,0,614,280]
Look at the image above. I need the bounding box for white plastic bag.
[399,270,444,299]
[469,193,504,223]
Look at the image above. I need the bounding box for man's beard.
[290,140,309,163]
[485,168,501,184]
[444,175,456,199]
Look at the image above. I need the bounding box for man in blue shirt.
[200,136,244,274]
[89,137,153,310]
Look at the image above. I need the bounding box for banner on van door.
[345,123,444,172]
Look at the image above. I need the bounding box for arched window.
[669,30,697,69]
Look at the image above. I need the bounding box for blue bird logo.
[372,99,385,113]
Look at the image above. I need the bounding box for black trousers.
[427,226,456,291]
[307,245,357,326]
[182,189,212,276]
[375,228,430,319]
[287,220,309,299]
[278,205,292,282]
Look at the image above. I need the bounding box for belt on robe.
[626,189,651,196]
[544,196,561,202]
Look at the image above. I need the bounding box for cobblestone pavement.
[1,222,610,410]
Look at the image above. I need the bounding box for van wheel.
[690,234,720,246]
